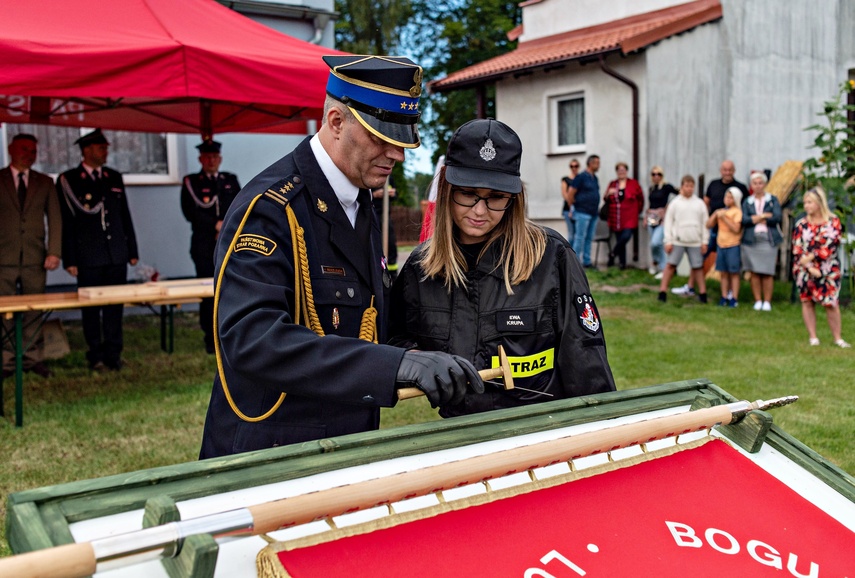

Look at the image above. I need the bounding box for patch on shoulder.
[234,234,277,256]
[575,293,601,334]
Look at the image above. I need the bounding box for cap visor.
[445,165,521,194]
[350,108,420,149]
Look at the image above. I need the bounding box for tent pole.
[200,100,213,140]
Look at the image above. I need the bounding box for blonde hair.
[650,165,668,186]
[419,167,546,295]
[804,186,833,222]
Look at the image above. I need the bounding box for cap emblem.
[410,68,423,97]
[479,138,497,162]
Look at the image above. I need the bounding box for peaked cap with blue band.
[323,55,423,149]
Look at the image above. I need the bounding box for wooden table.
[0,279,214,427]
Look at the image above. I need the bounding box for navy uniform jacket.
[57,165,138,268]
[180,171,240,263]
[389,229,615,418]
[199,137,405,459]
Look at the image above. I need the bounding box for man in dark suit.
[181,139,240,354]
[199,55,483,459]
[57,129,139,371]
[0,134,62,378]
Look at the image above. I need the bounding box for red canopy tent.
[0,0,343,136]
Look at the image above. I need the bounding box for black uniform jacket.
[56,165,138,269]
[389,229,615,418]
[180,171,240,262]
[199,137,405,459]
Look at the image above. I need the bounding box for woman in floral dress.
[792,187,850,348]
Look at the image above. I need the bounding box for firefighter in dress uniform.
[180,139,240,353]
[57,129,139,371]
[199,55,484,459]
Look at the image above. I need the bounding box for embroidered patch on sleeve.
[575,293,601,334]
[234,234,277,256]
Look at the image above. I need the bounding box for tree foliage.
[408,0,521,164]
[334,0,414,55]
[332,0,521,199]
[801,79,855,297]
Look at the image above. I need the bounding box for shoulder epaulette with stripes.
[262,174,305,208]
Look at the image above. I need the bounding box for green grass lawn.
[1,268,853,557]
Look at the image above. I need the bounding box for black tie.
[17,172,26,208]
[92,168,100,181]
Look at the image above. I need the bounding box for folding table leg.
[160,305,175,354]
[15,311,24,427]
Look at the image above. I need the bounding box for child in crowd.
[706,186,743,306]
[658,175,709,303]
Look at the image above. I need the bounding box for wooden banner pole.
[397,345,514,401]
[0,397,796,578]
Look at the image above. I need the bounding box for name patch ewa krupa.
[235,234,277,256]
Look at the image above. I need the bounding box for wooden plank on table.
[150,278,213,288]
[78,284,163,299]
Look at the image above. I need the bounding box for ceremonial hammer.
[397,345,514,400]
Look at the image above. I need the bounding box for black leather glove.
[396,350,485,408]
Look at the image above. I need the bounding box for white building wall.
[496,56,646,224]
[521,0,689,42]
[646,0,846,186]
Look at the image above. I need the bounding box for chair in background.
[593,219,613,267]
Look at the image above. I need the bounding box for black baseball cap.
[323,55,422,149]
[444,119,522,194]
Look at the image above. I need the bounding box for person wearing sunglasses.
[560,160,581,242]
[389,119,615,418]
[646,166,677,278]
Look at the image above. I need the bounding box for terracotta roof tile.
[431,0,721,91]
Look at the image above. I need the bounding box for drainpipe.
[309,14,331,44]
[599,54,640,261]
[598,54,639,181]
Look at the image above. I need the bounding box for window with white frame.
[2,123,178,185]
[549,93,585,154]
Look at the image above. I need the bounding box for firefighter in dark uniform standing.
[57,129,139,371]
[199,55,484,459]
[181,139,240,353]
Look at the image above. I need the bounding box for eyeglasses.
[569,164,580,169]
[651,172,663,177]
[451,188,515,211]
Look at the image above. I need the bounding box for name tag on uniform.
[322,266,346,277]
[496,311,534,332]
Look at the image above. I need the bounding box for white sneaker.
[809,338,820,346]
[654,271,664,280]
[753,301,763,311]
[835,339,852,348]
[671,284,695,296]
[761,301,772,311]
[648,266,657,275]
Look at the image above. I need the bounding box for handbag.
[599,201,609,221]
[646,209,662,227]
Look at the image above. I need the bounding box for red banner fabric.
[277,440,853,577]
